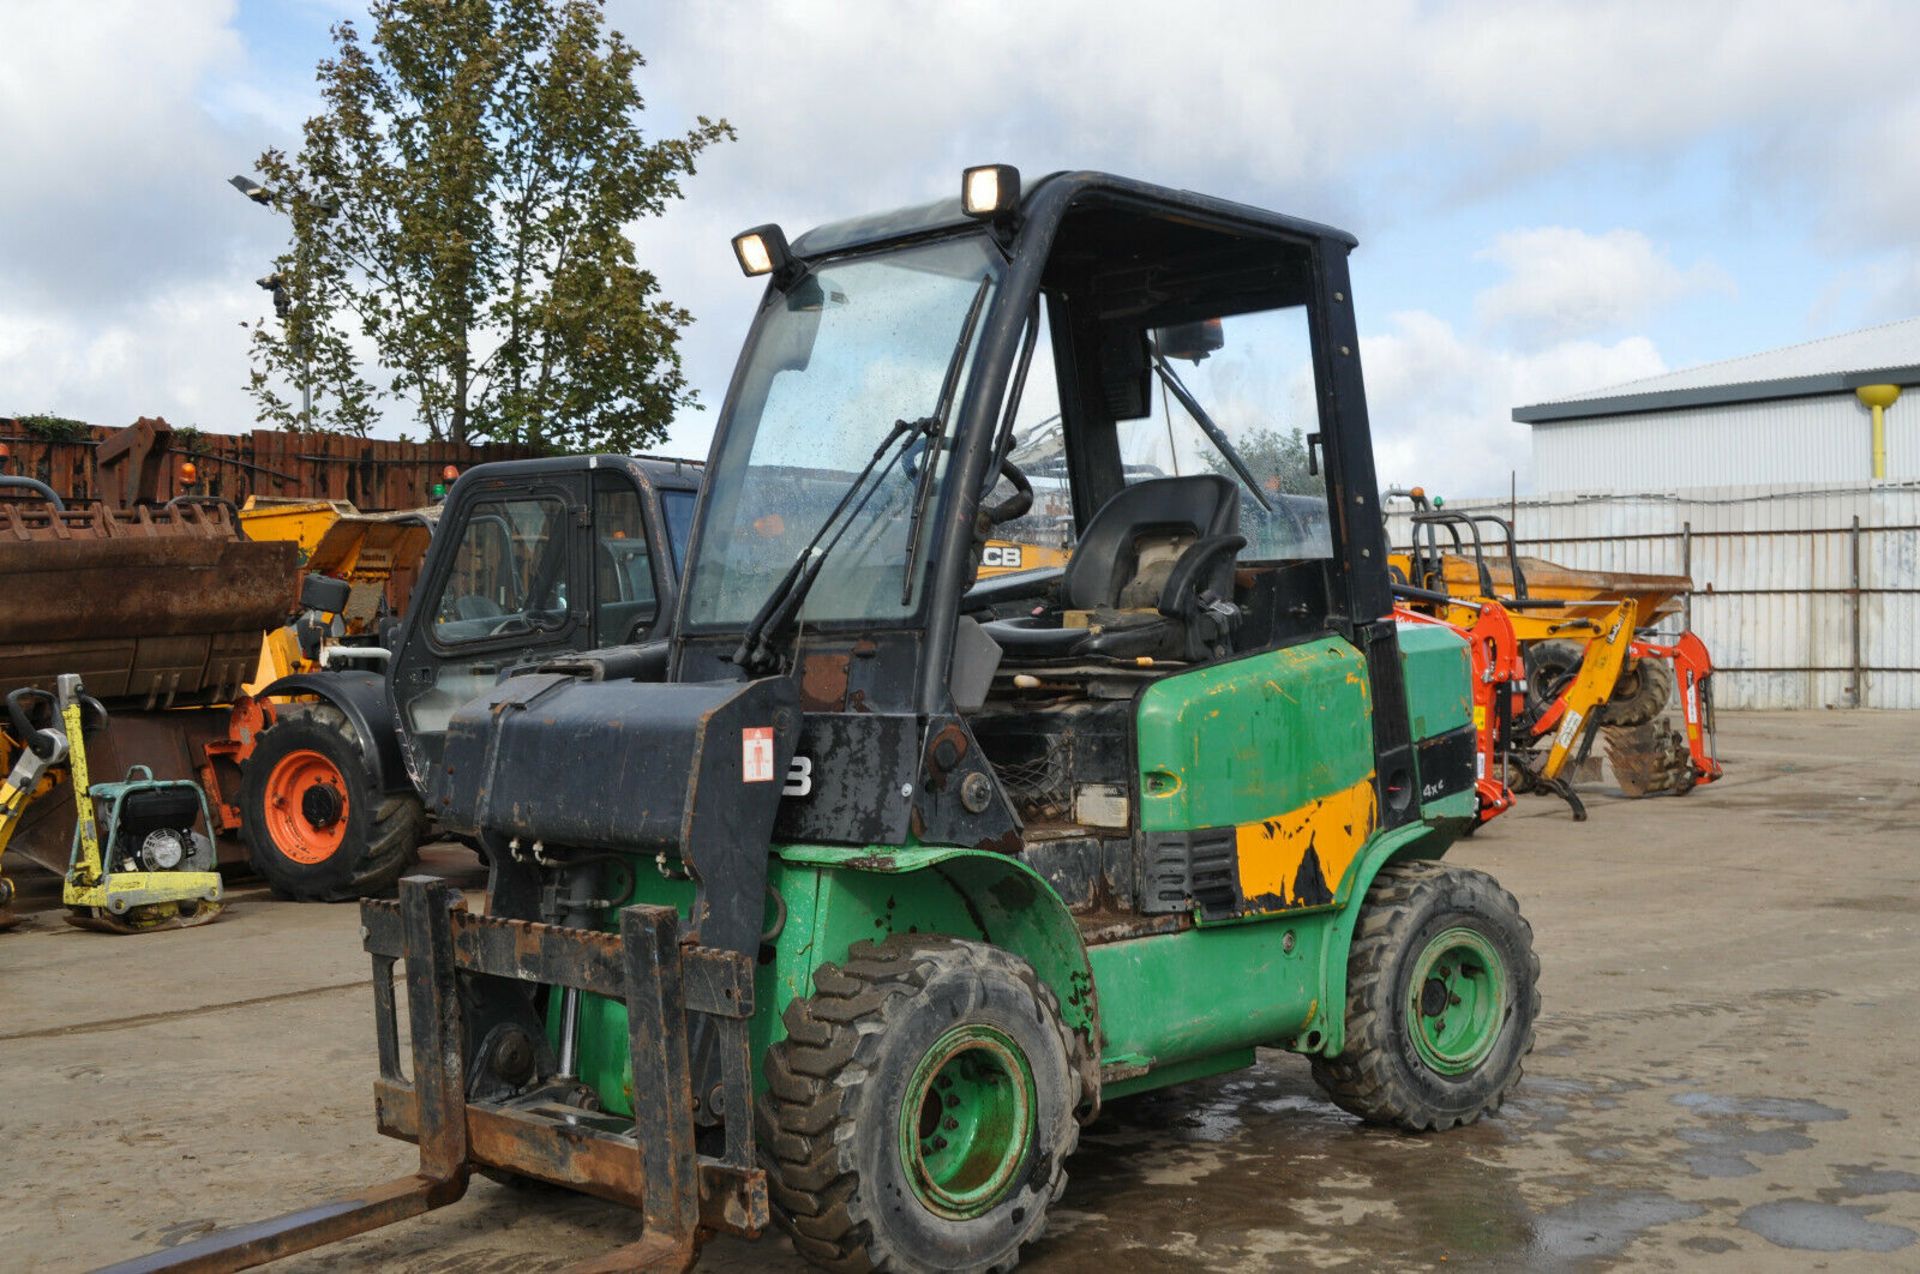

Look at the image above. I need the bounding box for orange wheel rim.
[265,749,350,864]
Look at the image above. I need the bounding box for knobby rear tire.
[1312,860,1539,1132]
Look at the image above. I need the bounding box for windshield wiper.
[1150,351,1275,513]
[899,276,994,604]
[731,414,931,674]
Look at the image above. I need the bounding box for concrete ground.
[2,709,1916,1272]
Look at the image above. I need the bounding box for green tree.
[248,0,732,448]
[1207,425,1320,496]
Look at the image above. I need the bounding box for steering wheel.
[487,615,534,637]
[980,456,1034,525]
[447,594,506,621]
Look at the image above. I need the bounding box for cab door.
[389,472,588,778]
[588,469,669,646]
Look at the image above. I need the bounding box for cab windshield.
[685,235,1001,628]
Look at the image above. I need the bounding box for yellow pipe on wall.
[1855,383,1900,480]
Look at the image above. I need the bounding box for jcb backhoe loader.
[114,168,1540,1274]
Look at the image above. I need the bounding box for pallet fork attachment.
[100,877,766,1273]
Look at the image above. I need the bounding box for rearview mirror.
[1153,318,1224,362]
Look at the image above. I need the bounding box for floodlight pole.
[231,174,312,428]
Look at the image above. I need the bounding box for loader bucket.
[0,499,296,872]
[0,501,296,700]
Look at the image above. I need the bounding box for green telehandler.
[118,167,1539,1273]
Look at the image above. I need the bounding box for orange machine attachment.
[1625,630,1722,789]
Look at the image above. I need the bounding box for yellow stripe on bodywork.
[1234,776,1378,911]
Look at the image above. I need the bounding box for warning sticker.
[1554,708,1583,750]
[742,726,775,782]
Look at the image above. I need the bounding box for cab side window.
[430,495,571,644]
[592,475,658,643]
[1117,308,1333,561]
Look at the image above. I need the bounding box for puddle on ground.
[1737,1200,1918,1253]
[1832,1166,1920,1197]
[1674,1125,1816,1178]
[1670,1092,1847,1123]
[1031,1056,1714,1271]
[1025,1053,1902,1270]
[1528,1190,1706,1265]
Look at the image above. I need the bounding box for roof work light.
[962,164,1020,218]
[731,225,790,278]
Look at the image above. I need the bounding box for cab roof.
[787,170,1359,261]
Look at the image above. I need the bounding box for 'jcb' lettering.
[982,545,1024,568]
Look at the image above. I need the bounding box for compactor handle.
[23,682,109,740]
[6,688,57,756]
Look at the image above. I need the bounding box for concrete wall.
[1386,481,1920,710]
[1529,393,1920,492]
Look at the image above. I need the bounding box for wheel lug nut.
[936,1076,951,1090]
[945,1095,959,1108]
[943,1117,958,1131]
[932,1136,948,1150]
[1450,993,1462,1006]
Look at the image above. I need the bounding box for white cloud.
[0,0,287,429]
[9,0,1920,467]
[1475,227,1732,343]
[623,0,1920,231]
[0,277,263,428]
[619,0,1920,464]
[1361,310,1666,498]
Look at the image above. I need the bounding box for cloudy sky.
[5,0,1919,496]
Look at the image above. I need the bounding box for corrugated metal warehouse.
[1402,318,1920,711]
[1514,316,1920,491]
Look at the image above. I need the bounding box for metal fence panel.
[1387,480,1920,709]
[0,421,550,512]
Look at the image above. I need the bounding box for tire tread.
[757,935,1086,1273]
[241,704,423,901]
[1311,861,1539,1132]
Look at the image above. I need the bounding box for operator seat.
[983,474,1245,663]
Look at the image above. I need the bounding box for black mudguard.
[258,671,414,795]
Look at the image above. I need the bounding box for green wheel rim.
[1407,926,1508,1075]
[898,1024,1036,1219]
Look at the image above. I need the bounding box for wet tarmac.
[3,709,1916,1271]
